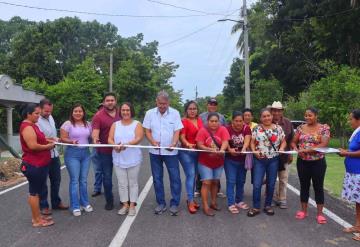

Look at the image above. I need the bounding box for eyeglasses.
[188,108,197,111]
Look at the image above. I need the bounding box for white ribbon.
[54,142,339,154]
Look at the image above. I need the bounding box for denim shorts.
[21,162,49,196]
[198,163,223,181]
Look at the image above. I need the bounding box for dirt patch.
[0,158,26,188]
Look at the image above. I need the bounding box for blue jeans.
[65,147,91,210]
[97,152,114,203]
[40,156,62,209]
[178,150,198,202]
[224,158,247,207]
[252,157,279,209]
[91,148,102,193]
[149,153,182,207]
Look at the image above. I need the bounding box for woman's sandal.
[343,226,360,233]
[210,204,221,211]
[352,235,360,241]
[228,205,240,214]
[263,206,275,216]
[247,208,260,217]
[295,210,308,220]
[32,219,54,228]
[32,215,53,224]
[316,214,327,224]
[203,208,215,217]
[236,202,249,210]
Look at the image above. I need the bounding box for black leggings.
[296,158,327,204]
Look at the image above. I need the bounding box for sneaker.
[128,207,136,216]
[73,209,81,217]
[117,206,129,215]
[154,204,167,215]
[105,202,114,211]
[169,205,179,216]
[217,192,226,198]
[278,201,288,209]
[81,205,93,213]
[91,191,101,197]
[194,192,200,198]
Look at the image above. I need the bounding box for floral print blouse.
[295,124,330,161]
[252,124,285,159]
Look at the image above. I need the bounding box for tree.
[44,57,105,124]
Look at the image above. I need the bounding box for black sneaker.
[92,191,101,197]
[105,202,114,210]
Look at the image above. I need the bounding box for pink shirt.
[61,121,92,145]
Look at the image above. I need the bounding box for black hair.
[39,98,52,108]
[352,109,360,120]
[120,102,135,118]
[21,103,40,119]
[306,107,319,115]
[232,111,243,120]
[242,108,253,115]
[207,112,219,121]
[184,100,199,117]
[259,108,271,117]
[102,92,117,102]
[69,104,88,127]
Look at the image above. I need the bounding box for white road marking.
[287,183,352,228]
[0,166,66,196]
[109,176,153,247]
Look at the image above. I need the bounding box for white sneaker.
[81,205,93,213]
[118,206,129,215]
[73,209,81,216]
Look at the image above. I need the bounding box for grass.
[291,154,345,198]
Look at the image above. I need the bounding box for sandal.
[295,210,308,220]
[193,201,200,209]
[228,205,240,214]
[203,208,215,216]
[247,208,260,217]
[210,204,221,211]
[316,214,327,224]
[236,202,249,210]
[32,219,54,228]
[263,206,275,216]
[343,226,360,233]
[352,235,360,241]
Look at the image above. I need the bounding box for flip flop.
[352,235,360,241]
[210,204,221,211]
[32,219,54,228]
[295,210,308,220]
[343,226,360,233]
[228,205,240,214]
[316,214,327,224]
[236,202,249,210]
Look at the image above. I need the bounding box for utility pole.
[109,49,113,92]
[195,85,198,101]
[217,0,251,108]
[243,0,251,108]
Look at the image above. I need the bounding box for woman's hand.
[254,151,265,159]
[186,143,196,149]
[46,142,56,150]
[338,148,348,157]
[114,142,123,153]
[229,148,239,156]
[72,140,79,145]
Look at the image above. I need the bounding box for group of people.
[19,91,360,241]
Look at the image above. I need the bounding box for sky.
[0,0,256,101]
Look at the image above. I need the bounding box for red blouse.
[20,121,51,167]
[180,117,203,147]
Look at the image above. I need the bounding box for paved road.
[0,151,356,247]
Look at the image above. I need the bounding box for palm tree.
[231,19,245,55]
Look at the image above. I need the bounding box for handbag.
[206,128,222,149]
[245,153,253,170]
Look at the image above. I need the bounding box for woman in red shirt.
[19,103,55,227]
[196,112,230,216]
[178,101,203,214]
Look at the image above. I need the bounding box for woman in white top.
[108,102,144,216]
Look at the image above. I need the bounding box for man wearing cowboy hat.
[270,101,294,209]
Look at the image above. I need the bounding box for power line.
[0,1,214,18]
[276,6,360,22]
[159,21,218,47]
[146,0,239,16]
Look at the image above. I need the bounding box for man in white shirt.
[37,99,68,215]
[143,91,183,216]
